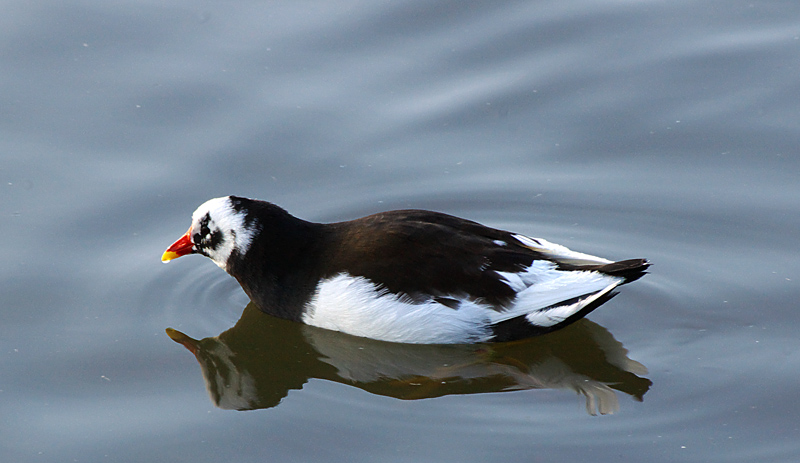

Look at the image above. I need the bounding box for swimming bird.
[162,196,648,344]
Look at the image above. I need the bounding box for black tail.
[596,258,650,283]
[557,258,650,283]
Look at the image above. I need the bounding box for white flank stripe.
[303,264,623,343]
[302,274,494,344]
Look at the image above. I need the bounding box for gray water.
[3,1,799,462]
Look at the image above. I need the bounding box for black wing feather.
[321,210,548,307]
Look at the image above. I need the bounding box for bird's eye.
[193,224,212,246]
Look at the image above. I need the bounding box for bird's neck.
[227,212,329,321]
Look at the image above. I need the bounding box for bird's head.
[162,196,258,270]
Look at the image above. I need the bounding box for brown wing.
[320,210,549,307]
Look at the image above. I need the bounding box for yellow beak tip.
[161,251,180,263]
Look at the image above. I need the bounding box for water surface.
[2,1,799,462]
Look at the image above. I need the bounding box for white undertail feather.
[493,261,622,325]
[512,234,613,265]
[523,281,618,327]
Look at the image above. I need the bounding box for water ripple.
[147,262,248,333]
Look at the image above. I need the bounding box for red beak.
[162,227,195,263]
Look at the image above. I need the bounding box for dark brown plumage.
[163,196,649,343]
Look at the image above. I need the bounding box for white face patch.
[190,197,258,270]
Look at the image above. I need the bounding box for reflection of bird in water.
[167,303,651,415]
[163,196,648,344]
